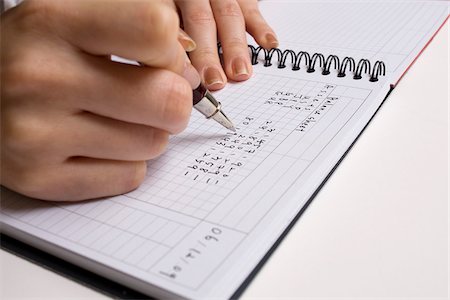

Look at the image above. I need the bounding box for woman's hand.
[1,0,199,201]
[176,0,278,90]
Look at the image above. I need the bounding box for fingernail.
[204,66,225,89]
[265,32,279,48]
[178,29,197,52]
[232,57,250,79]
[184,58,201,89]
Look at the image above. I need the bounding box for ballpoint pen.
[192,83,236,132]
[178,29,236,132]
[139,30,235,132]
[138,60,236,132]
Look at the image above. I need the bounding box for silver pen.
[193,83,236,132]
[140,45,235,131]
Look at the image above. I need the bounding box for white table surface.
[1,20,448,300]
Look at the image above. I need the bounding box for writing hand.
[1,0,198,201]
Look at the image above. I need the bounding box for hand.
[1,0,199,201]
[175,0,278,90]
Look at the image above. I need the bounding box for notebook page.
[258,1,449,83]
[1,67,391,298]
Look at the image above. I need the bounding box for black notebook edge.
[231,85,395,299]
[1,86,394,300]
[0,233,151,299]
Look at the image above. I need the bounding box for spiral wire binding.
[218,44,386,82]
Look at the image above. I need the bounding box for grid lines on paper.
[124,72,367,222]
[201,80,373,232]
[0,192,194,272]
[266,2,447,71]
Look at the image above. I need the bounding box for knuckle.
[140,128,169,159]
[150,130,170,158]
[139,3,179,48]
[13,166,53,200]
[216,1,243,18]
[16,0,58,31]
[243,7,261,19]
[3,114,52,155]
[125,161,147,192]
[159,74,192,133]
[3,51,60,102]
[186,10,215,25]
[2,56,36,100]
[222,37,247,52]
[193,46,218,59]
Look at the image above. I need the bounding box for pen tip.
[224,120,236,132]
[210,110,236,132]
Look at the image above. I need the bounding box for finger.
[210,0,252,82]
[140,42,201,88]
[176,0,227,90]
[237,0,278,49]
[60,112,169,161]
[70,54,193,134]
[47,0,182,71]
[178,29,197,52]
[41,158,147,201]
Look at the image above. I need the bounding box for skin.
[177,0,278,90]
[0,0,277,201]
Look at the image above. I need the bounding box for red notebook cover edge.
[392,13,450,88]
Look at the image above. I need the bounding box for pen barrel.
[193,83,207,105]
[193,91,222,119]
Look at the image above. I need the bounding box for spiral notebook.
[1,1,449,299]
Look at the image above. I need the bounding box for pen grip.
[193,83,207,105]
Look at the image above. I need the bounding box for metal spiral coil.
[241,45,386,82]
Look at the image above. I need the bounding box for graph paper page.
[258,1,449,83]
[1,1,447,299]
[0,66,391,298]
